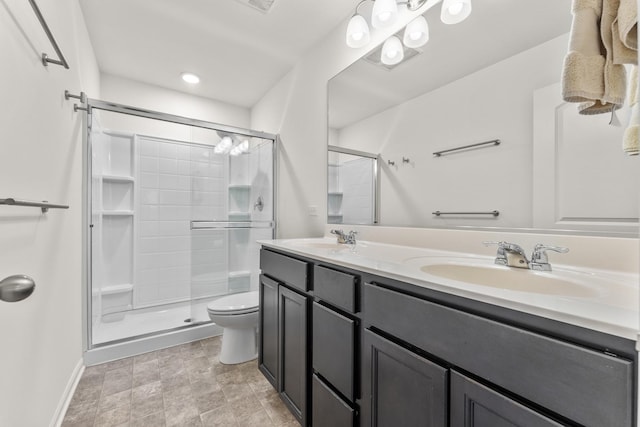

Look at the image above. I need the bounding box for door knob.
[0,275,35,302]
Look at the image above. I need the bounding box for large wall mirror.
[328,0,639,236]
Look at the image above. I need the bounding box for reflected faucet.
[331,229,357,245]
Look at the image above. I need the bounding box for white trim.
[50,359,85,427]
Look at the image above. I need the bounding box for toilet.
[207,291,259,364]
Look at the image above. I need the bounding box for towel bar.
[433,139,500,157]
[28,0,70,69]
[0,198,69,213]
[433,210,500,217]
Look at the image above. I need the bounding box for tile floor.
[62,337,300,427]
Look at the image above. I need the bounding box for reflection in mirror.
[327,146,379,225]
[328,0,639,236]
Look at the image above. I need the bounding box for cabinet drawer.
[364,283,633,427]
[260,248,309,291]
[314,265,358,313]
[312,302,356,401]
[312,374,355,427]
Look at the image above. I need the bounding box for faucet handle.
[531,244,569,271]
[531,243,569,261]
[483,241,508,265]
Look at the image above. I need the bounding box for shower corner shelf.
[328,192,343,197]
[102,174,135,183]
[102,210,134,216]
[100,283,134,295]
[228,184,251,190]
[228,270,251,279]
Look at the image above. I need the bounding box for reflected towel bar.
[191,221,274,230]
[433,139,500,157]
[0,198,69,213]
[433,210,499,217]
[27,0,70,69]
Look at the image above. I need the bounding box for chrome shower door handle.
[0,275,36,302]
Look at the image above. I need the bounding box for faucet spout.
[331,229,357,245]
[483,241,529,269]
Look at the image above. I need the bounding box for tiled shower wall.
[136,137,228,308]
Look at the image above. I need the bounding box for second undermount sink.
[405,257,604,298]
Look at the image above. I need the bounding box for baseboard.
[50,358,85,427]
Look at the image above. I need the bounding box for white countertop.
[259,237,639,341]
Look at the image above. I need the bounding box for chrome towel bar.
[433,139,500,157]
[191,220,274,230]
[27,0,70,69]
[0,198,69,213]
[433,210,500,217]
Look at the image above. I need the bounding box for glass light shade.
[403,15,429,48]
[346,14,371,48]
[214,136,233,154]
[381,36,404,65]
[441,0,472,24]
[371,0,398,29]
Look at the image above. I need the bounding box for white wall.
[100,73,251,130]
[251,4,432,238]
[0,0,99,425]
[334,34,569,228]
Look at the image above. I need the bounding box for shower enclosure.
[327,145,378,225]
[85,100,275,359]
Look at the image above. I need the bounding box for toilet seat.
[207,291,259,315]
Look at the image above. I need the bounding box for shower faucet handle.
[254,196,264,212]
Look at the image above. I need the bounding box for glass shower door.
[189,135,275,324]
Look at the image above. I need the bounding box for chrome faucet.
[530,244,569,271]
[484,241,530,268]
[331,229,357,245]
[484,241,568,271]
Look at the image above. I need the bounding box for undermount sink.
[289,239,350,250]
[404,257,604,298]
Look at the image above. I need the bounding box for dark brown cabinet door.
[450,371,565,427]
[362,329,448,427]
[258,274,279,388]
[279,285,308,426]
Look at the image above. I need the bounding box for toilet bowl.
[207,291,259,364]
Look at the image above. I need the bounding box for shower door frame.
[82,98,278,360]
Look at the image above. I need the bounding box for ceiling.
[329,0,573,129]
[79,0,357,108]
[79,0,573,118]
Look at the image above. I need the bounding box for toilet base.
[219,326,257,364]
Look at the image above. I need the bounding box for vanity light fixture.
[230,140,249,156]
[214,136,233,154]
[346,0,472,63]
[403,15,429,48]
[440,0,471,24]
[181,72,200,84]
[381,36,404,65]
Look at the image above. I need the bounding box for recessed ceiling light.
[181,73,200,84]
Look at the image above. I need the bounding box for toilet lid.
[207,291,259,315]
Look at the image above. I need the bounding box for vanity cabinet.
[312,264,360,427]
[362,329,448,427]
[450,371,564,427]
[259,249,311,426]
[259,246,636,427]
[363,282,634,427]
